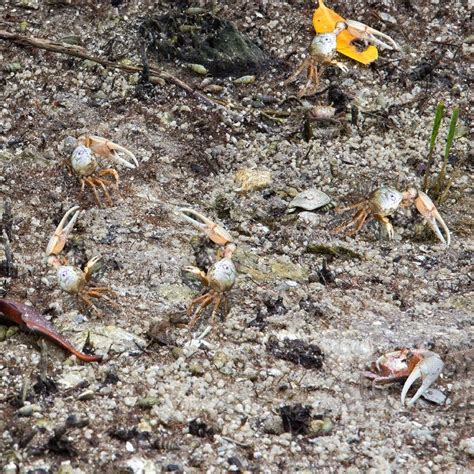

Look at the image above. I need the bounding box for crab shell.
[371,349,422,382]
[368,187,403,218]
[57,265,86,295]
[288,188,332,213]
[309,32,338,59]
[71,145,98,177]
[207,258,237,293]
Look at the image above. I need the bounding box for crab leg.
[401,351,444,407]
[188,293,214,329]
[284,57,311,85]
[45,205,81,257]
[412,191,451,246]
[345,19,399,51]
[178,208,234,246]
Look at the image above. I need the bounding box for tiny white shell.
[288,188,332,212]
[71,145,97,176]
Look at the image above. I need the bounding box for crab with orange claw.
[364,349,444,407]
[178,208,237,331]
[285,21,349,97]
[286,1,399,97]
[69,134,139,207]
[334,186,451,245]
[46,205,115,313]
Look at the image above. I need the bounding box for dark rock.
[139,11,271,77]
[188,418,215,438]
[266,336,324,369]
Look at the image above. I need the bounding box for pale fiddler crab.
[364,349,444,407]
[335,186,451,246]
[286,17,398,97]
[178,208,237,331]
[68,135,139,207]
[46,205,115,313]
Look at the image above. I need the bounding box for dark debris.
[280,404,312,435]
[267,336,324,369]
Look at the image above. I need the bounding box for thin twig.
[0,29,229,111]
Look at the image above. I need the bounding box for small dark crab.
[178,208,237,331]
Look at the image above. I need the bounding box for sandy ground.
[0,0,473,472]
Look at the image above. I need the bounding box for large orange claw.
[312,0,378,65]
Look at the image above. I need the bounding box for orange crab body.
[366,349,423,384]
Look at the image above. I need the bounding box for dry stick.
[0,29,229,111]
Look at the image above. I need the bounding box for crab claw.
[178,208,234,247]
[345,19,400,51]
[183,265,208,285]
[46,206,81,258]
[401,351,444,407]
[83,256,102,282]
[78,135,139,169]
[408,190,451,246]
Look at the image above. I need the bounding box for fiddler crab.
[364,349,444,407]
[46,205,115,313]
[67,135,139,207]
[286,0,399,97]
[335,186,451,246]
[178,208,237,331]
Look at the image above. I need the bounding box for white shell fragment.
[421,388,448,405]
[287,188,332,213]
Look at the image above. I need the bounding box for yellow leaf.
[312,0,378,64]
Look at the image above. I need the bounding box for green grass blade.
[423,102,445,191]
[430,102,445,154]
[444,106,459,160]
[435,107,460,198]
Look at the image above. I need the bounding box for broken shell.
[309,105,336,120]
[187,63,208,75]
[203,84,225,93]
[287,188,333,213]
[234,168,272,192]
[3,63,23,73]
[233,75,256,85]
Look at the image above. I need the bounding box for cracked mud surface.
[0,1,473,472]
